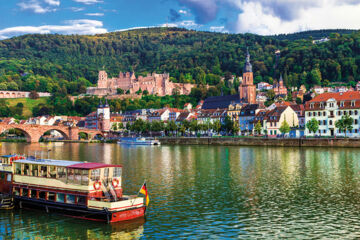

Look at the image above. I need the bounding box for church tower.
[239,49,256,104]
[97,99,111,132]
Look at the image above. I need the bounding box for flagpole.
[131,180,146,206]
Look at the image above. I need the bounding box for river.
[1,142,360,239]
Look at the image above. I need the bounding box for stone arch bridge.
[0,123,105,143]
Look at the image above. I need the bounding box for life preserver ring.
[112,179,119,188]
[93,181,101,190]
[9,157,13,164]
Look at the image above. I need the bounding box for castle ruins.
[86,71,196,97]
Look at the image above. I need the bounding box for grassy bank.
[6,97,48,118]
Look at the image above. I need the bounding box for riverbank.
[159,137,360,148]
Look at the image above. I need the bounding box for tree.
[306,118,319,135]
[212,120,221,134]
[335,114,354,137]
[29,91,39,99]
[117,88,124,94]
[255,120,262,135]
[223,116,234,134]
[279,120,290,136]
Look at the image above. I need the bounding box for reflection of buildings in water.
[102,143,112,164]
[0,210,145,240]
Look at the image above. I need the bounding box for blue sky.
[1,0,360,39]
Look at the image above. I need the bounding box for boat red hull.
[110,206,146,222]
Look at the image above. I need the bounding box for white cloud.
[70,7,85,12]
[85,13,104,16]
[18,0,55,13]
[179,10,188,15]
[234,1,360,35]
[44,0,60,6]
[0,19,107,40]
[160,20,200,28]
[73,0,103,5]
[209,26,228,33]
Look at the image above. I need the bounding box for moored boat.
[5,156,147,223]
[117,137,161,146]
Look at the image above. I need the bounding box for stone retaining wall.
[159,137,360,148]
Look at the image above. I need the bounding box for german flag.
[139,182,149,206]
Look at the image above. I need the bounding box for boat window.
[22,188,29,197]
[56,193,65,203]
[23,164,30,175]
[39,191,46,200]
[13,187,20,196]
[40,166,47,178]
[49,166,56,178]
[32,165,38,176]
[57,167,66,180]
[30,190,37,199]
[0,172,4,180]
[77,196,86,205]
[6,174,11,182]
[67,169,75,181]
[81,170,89,185]
[113,167,122,178]
[67,194,76,204]
[74,169,82,184]
[48,192,56,201]
[104,168,109,178]
[91,169,100,181]
[15,163,21,175]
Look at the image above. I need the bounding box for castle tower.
[98,71,108,88]
[239,48,256,104]
[97,99,111,132]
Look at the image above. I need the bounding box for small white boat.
[117,137,161,146]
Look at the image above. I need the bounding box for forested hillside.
[0,27,360,97]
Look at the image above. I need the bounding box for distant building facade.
[0,91,51,99]
[87,71,196,97]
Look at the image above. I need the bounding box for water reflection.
[1,143,360,238]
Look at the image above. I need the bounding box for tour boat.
[0,155,147,223]
[117,137,161,146]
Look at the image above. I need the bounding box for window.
[74,169,82,184]
[57,167,66,180]
[355,129,358,133]
[30,189,37,199]
[314,112,317,117]
[81,170,89,185]
[310,103,314,109]
[40,166,47,178]
[67,194,76,204]
[340,101,344,107]
[338,111,341,116]
[22,188,29,197]
[91,169,100,181]
[56,193,65,203]
[32,165,38,176]
[104,168,109,178]
[49,166,56,178]
[15,163,21,175]
[356,119,358,124]
[77,196,86,206]
[6,174,11,182]
[318,111,321,116]
[48,192,56,201]
[323,112,326,116]
[350,111,353,116]
[329,120,333,125]
[309,112,312,117]
[351,101,355,107]
[39,191,46,200]
[13,187,20,196]
[324,120,327,125]
[113,168,122,178]
[67,169,75,181]
[23,164,30,175]
[356,110,358,115]
[323,130,326,133]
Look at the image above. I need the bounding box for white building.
[304,92,360,137]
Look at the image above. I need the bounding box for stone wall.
[159,137,360,148]
[0,91,51,99]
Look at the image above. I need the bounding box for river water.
[1,142,360,239]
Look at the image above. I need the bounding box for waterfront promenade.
[159,136,360,148]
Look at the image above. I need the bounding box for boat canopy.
[13,158,82,167]
[1,154,19,158]
[67,162,122,170]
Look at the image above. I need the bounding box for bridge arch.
[0,127,31,142]
[39,129,70,142]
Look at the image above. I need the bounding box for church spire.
[243,47,252,73]
[98,98,103,108]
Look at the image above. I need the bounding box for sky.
[0,0,360,39]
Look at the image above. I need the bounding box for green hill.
[0,27,360,97]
